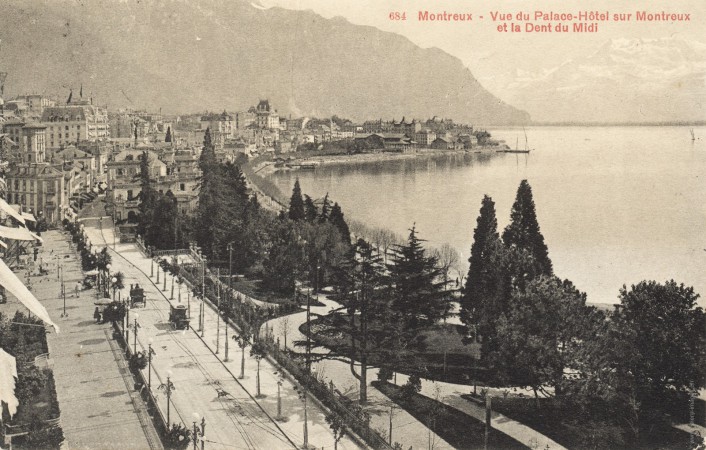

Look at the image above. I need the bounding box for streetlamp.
[177,276,182,303]
[106,263,112,299]
[192,413,205,450]
[133,313,140,355]
[159,371,175,428]
[111,276,118,302]
[147,338,155,390]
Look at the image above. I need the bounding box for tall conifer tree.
[288,179,305,221]
[502,180,553,275]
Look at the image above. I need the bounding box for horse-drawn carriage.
[129,284,146,308]
[169,304,189,330]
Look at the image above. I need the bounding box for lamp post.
[147,338,155,390]
[111,276,117,302]
[160,371,175,428]
[133,313,140,355]
[177,277,182,303]
[59,263,67,317]
[192,413,205,450]
[105,263,112,299]
[170,274,175,300]
[156,260,160,284]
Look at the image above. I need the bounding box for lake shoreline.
[254,146,503,175]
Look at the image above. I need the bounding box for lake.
[267,126,706,306]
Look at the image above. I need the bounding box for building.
[4,123,67,225]
[106,149,166,223]
[255,100,280,130]
[41,100,110,149]
[431,136,453,150]
[415,129,437,148]
[235,109,257,130]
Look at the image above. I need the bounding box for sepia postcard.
[0,0,704,449]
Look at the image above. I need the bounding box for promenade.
[0,230,161,450]
[81,218,364,450]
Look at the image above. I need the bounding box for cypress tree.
[329,202,350,244]
[461,195,500,327]
[319,193,331,223]
[199,128,217,173]
[288,179,305,221]
[165,126,172,143]
[304,195,318,222]
[502,180,553,276]
[137,151,156,238]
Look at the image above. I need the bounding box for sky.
[257,0,706,105]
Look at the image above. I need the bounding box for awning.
[0,225,40,242]
[21,212,37,222]
[0,240,8,249]
[0,258,59,332]
[29,232,44,243]
[0,349,19,418]
[84,269,99,276]
[0,226,39,242]
[0,198,26,225]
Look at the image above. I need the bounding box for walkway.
[266,297,566,449]
[21,230,161,450]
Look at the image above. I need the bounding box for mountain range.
[489,37,706,124]
[0,0,529,124]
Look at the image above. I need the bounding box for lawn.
[460,394,702,449]
[302,315,488,385]
[373,380,527,450]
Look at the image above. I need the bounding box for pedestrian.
[75,281,81,298]
[94,307,101,323]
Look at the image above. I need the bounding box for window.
[65,126,69,131]
[180,183,185,191]
[127,190,134,201]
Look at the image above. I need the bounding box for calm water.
[268,127,706,305]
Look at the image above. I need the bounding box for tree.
[490,276,601,402]
[165,126,172,143]
[330,238,388,403]
[502,180,552,275]
[319,193,331,223]
[387,226,448,329]
[232,322,253,380]
[250,341,266,397]
[262,219,301,294]
[303,195,318,222]
[328,202,351,245]
[288,179,305,221]
[137,151,156,236]
[567,280,706,444]
[325,412,347,450]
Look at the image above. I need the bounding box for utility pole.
[201,253,206,338]
[216,268,220,354]
[306,288,311,373]
[225,243,233,362]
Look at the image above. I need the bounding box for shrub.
[164,423,192,450]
